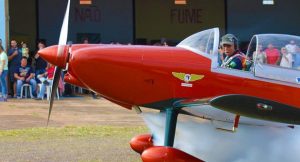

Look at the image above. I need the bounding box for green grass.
[8,104,18,108]
[31,112,41,118]
[0,125,148,141]
[0,126,148,162]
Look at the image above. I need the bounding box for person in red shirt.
[264,43,280,65]
[35,63,55,100]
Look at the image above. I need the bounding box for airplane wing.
[175,94,298,130]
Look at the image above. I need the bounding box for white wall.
[0,0,6,49]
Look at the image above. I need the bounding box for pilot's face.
[223,44,235,56]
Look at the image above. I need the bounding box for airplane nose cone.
[38,45,69,69]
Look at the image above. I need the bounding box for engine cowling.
[130,134,153,154]
[141,146,204,162]
[64,72,86,88]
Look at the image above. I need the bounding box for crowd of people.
[0,39,54,102]
[0,37,171,102]
[254,40,300,69]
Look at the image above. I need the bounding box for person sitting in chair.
[36,63,55,100]
[14,57,37,98]
[220,34,245,70]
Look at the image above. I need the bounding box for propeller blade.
[47,0,71,125]
[58,0,70,58]
[47,67,62,126]
[58,0,70,46]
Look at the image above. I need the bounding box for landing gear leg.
[164,108,179,147]
[141,108,205,162]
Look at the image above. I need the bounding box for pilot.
[220,34,245,70]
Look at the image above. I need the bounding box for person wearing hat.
[220,34,245,70]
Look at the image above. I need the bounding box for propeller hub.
[38,45,69,69]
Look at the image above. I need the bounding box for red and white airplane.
[39,1,300,161]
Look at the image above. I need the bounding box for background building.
[1,0,300,51]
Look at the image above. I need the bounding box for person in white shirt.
[285,40,298,54]
[280,47,293,68]
[253,44,266,64]
[0,45,8,101]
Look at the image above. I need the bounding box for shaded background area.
[3,0,300,50]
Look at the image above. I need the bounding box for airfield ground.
[0,96,148,162]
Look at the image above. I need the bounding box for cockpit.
[177,28,300,85]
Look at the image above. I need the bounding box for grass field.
[0,125,148,162]
[0,97,151,161]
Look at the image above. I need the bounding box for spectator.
[285,40,298,65]
[34,41,48,83]
[285,40,298,54]
[21,42,29,58]
[293,46,300,69]
[264,43,280,65]
[279,47,293,68]
[153,42,162,46]
[161,38,168,46]
[218,46,225,66]
[14,57,37,99]
[253,44,266,64]
[0,38,4,50]
[83,38,89,44]
[36,63,55,100]
[36,65,48,85]
[0,45,8,101]
[8,40,22,97]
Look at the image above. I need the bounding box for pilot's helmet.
[221,34,238,49]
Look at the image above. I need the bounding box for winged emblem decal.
[172,72,204,87]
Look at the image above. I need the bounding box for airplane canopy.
[247,34,300,84]
[177,28,220,58]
